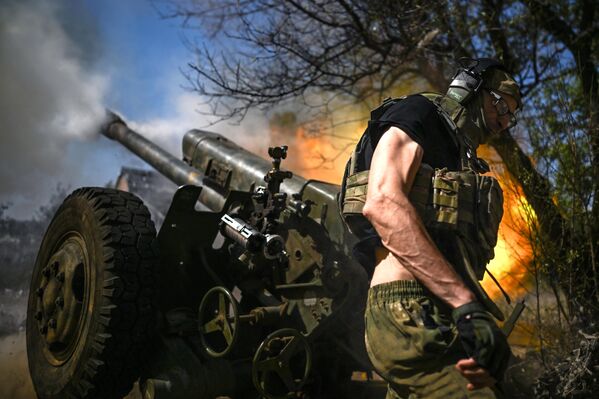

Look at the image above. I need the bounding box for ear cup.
[446,58,506,104]
[447,70,482,103]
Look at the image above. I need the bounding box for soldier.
[339,58,521,398]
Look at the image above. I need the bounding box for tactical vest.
[339,93,506,320]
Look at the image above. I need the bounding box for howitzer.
[26,111,376,399]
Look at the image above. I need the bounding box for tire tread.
[63,187,158,398]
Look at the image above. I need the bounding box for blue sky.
[85,0,191,120]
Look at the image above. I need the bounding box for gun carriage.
[26,112,375,399]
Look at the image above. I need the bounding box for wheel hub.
[34,235,88,365]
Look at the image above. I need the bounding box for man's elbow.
[362,197,379,223]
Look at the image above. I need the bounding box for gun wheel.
[252,328,312,399]
[198,286,239,357]
[26,187,158,399]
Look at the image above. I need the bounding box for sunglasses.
[487,89,518,129]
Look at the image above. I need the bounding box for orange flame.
[478,145,534,301]
[291,125,352,183]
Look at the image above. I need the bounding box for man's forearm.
[364,193,476,308]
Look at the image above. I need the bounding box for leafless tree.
[157,0,599,317]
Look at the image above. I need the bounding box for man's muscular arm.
[362,126,476,309]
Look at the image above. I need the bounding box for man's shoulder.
[381,93,440,120]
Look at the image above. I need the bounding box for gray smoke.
[0,0,271,220]
[0,1,109,395]
[0,0,111,219]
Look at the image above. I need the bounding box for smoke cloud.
[0,0,271,219]
[0,0,109,219]
[129,91,271,158]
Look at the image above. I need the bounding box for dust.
[0,332,35,399]
[0,332,147,399]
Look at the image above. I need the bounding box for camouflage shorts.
[365,280,500,399]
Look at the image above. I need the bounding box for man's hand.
[452,301,511,385]
[456,358,496,390]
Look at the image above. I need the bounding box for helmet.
[446,58,516,105]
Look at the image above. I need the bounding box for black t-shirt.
[349,94,460,274]
[376,94,460,170]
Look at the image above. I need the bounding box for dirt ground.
[0,332,144,399]
[0,332,36,399]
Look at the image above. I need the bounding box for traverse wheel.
[198,286,240,357]
[252,328,312,399]
[26,187,158,399]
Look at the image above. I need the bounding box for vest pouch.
[476,174,504,260]
[430,169,461,230]
[342,169,370,234]
[407,163,434,224]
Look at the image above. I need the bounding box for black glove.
[452,301,512,381]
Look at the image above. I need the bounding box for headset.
[446,58,506,104]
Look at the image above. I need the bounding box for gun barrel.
[101,111,226,210]
[182,129,307,197]
[101,110,351,248]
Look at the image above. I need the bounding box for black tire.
[26,187,158,399]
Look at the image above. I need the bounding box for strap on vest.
[349,147,358,175]
[426,94,490,174]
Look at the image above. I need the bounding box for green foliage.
[522,67,598,314]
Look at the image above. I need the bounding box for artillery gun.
[26,112,378,399]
